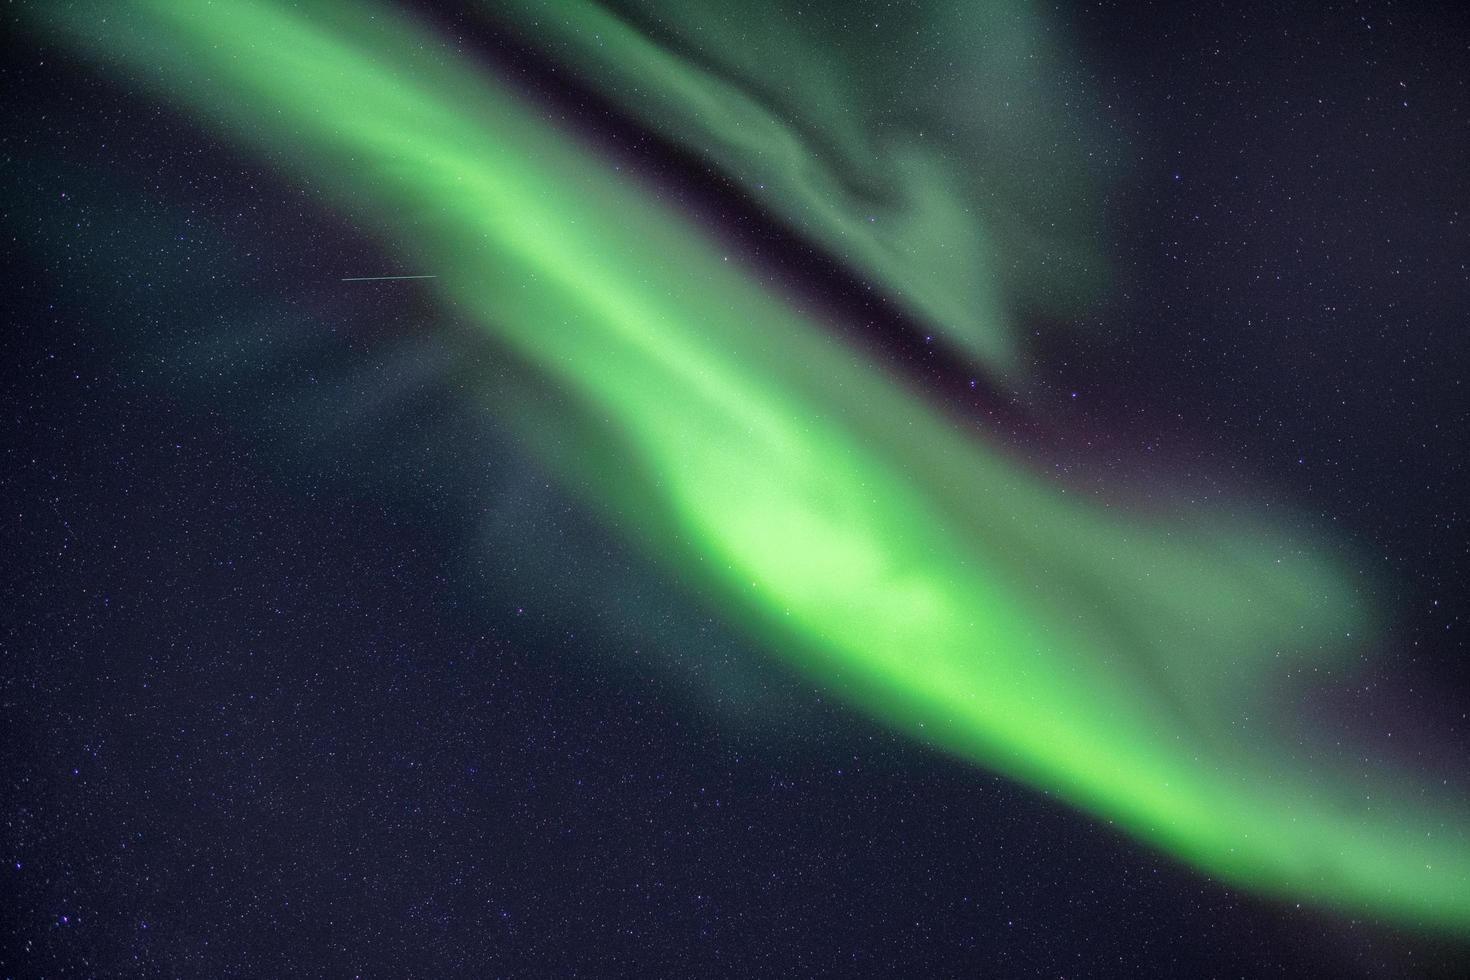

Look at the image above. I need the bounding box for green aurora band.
[30,0,1469,930]
[477,0,1116,373]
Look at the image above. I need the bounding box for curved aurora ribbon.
[477,0,1115,374]
[29,0,1469,931]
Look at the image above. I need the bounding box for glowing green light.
[31,0,1469,932]
[479,0,1114,373]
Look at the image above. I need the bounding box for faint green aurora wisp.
[479,0,1116,374]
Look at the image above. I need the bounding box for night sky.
[5,2,1470,977]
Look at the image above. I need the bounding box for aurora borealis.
[8,0,1470,973]
[479,0,1114,373]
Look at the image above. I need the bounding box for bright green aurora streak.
[31,0,1468,930]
